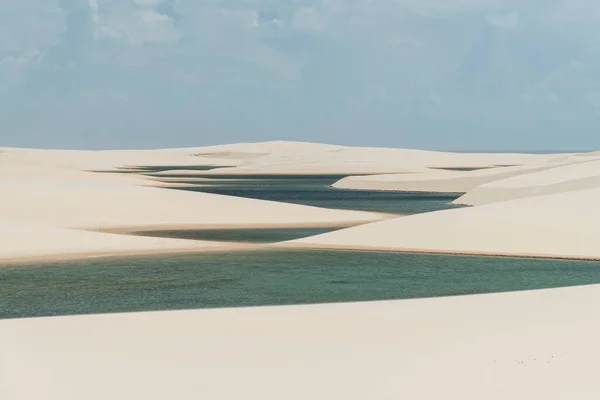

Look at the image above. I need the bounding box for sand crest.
[455,158,600,206]
[288,187,600,260]
[332,158,588,193]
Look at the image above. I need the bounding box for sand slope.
[0,179,384,232]
[2,284,600,399]
[288,187,600,259]
[0,162,155,185]
[0,148,241,171]
[0,220,226,262]
[332,161,578,193]
[455,158,600,206]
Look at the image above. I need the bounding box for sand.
[0,147,242,171]
[2,283,600,399]
[4,141,563,176]
[1,142,596,262]
[1,141,575,177]
[0,178,384,234]
[3,141,600,399]
[2,141,598,261]
[195,143,570,175]
[288,187,600,260]
[455,158,600,206]
[332,157,589,193]
[0,220,235,262]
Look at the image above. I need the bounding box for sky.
[1,0,600,150]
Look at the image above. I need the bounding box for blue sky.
[1,0,599,150]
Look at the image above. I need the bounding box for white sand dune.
[455,158,600,206]
[1,143,597,262]
[0,162,219,189]
[331,160,579,193]
[0,148,241,172]
[288,187,600,260]
[200,144,569,175]
[2,284,600,399]
[0,162,153,185]
[2,142,573,179]
[0,220,227,262]
[0,178,384,233]
[3,141,600,399]
[4,141,567,175]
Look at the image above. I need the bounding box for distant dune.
[189,141,568,175]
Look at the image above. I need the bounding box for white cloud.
[94,2,180,45]
[3,0,600,149]
[0,2,65,54]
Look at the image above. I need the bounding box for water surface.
[2,250,599,320]
[164,175,461,215]
[135,227,340,243]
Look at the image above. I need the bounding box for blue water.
[158,175,461,214]
[2,250,600,320]
[134,175,461,242]
[3,169,592,321]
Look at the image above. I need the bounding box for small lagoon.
[2,250,600,320]
[154,173,462,215]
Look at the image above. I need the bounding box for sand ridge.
[331,156,591,193]
[289,186,600,260]
[455,157,600,205]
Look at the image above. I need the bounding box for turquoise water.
[2,250,600,320]
[134,227,342,243]
[138,175,461,243]
[161,175,461,214]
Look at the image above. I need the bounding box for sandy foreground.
[2,284,600,399]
